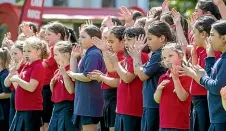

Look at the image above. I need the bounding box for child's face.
[209,28,224,51]
[11,46,24,63]
[45,30,61,46]
[147,33,164,51]
[53,48,67,65]
[162,48,181,68]
[23,45,41,62]
[124,35,135,50]
[79,29,92,49]
[108,33,124,53]
[193,28,204,47]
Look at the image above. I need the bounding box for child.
[42,22,66,130]
[190,15,221,131]
[107,27,149,131]
[48,41,77,131]
[88,26,126,131]
[9,37,49,131]
[130,21,174,131]
[68,25,106,131]
[4,41,25,126]
[0,47,11,131]
[183,20,226,130]
[154,43,192,131]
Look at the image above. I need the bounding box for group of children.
[1,0,226,131]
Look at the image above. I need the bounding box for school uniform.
[141,49,166,131]
[10,60,45,131]
[42,47,57,123]
[72,45,106,127]
[9,64,25,126]
[48,65,79,131]
[200,52,226,131]
[0,69,11,131]
[158,71,192,131]
[190,47,221,131]
[115,53,149,131]
[101,51,124,129]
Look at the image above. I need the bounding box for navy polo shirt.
[200,52,226,123]
[74,45,106,117]
[143,49,166,108]
[0,69,11,120]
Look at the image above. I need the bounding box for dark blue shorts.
[103,89,117,128]
[9,111,43,131]
[9,91,16,126]
[141,108,159,131]
[41,85,53,123]
[114,113,141,131]
[72,115,102,128]
[192,96,210,131]
[159,128,189,131]
[208,123,226,131]
[48,101,80,131]
[0,99,10,131]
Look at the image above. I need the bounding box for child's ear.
[179,52,184,59]
[200,31,207,39]
[57,33,61,39]
[160,35,166,43]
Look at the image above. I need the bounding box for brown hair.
[0,47,11,69]
[83,25,102,39]
[46,22,66,40]
[24,37,49,59]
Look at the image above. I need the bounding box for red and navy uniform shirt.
[116,53,149,117]
[51,65,74,103]
[158,71,192,129]
[190,47,221,96]
[15,60,45,111]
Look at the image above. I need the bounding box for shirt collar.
[85,45,98,54]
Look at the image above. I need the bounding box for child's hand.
[162,0,170,14]
[71,45,82,58]
[119,6,133,25]
[157,80,170,90]
[221,87,226,99]
[85,19,93,26]
[10,75,19,82]
[67,71,75,81]
[105,51,118,65]
[171,8,181,25]
[59,62,67,76]
[87,70,102,82]
[105,16,117,30]
[204,38,215,57]
[213,0,224,6]
[21,23,34,37]
[2,32,14,49]
[171,65,180,79]
[50,76,57,89]
[145,8,158,29]
[92,37,109,51]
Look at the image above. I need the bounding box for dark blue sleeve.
[205,57,216,76]
[143,53,161,77]
[82,53,103,76]
[200,60,226,95]
[0,73,11,93]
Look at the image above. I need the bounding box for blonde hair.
[12,40,25,52]
[54,41,72,54]
[0,47,11,69]
[24,37,49,59]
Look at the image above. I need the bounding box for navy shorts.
[48,101,80,131]
[10,111,43,131]
[141,108,159,131]
[192,96,210,131]
[159,128,189,131]
[103,89,117,128]
[41,85,53,123]
[9,91,16,126]
[0,99,10,131]
[208,123,226,131]
[114,113,141,131]
[72,115,102,128]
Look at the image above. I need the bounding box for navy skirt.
[141,108,159,131]
[9,91,16,126]
[103,89,117,128]
[9,111,43,131]
[0,99,10,131]
[42,85,54,123]
[48,101,79,131]
[208,123,226,131]
[114,113,141,131]
[192,96,210,131]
